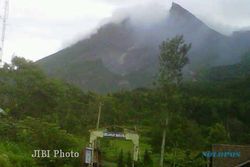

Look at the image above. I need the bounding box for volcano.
[37,2,250,93]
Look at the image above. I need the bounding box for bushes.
[0,142,36,167]
[16,117,80,150]
[0,154,11,167]
[0,117,81,150]
[164,148,206,167]
[0,117,83,167]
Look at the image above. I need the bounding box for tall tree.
[143,149,153,167]
[208,123,229,144]
[158,35,191,167]
[158,35,191,88]
[126,152,133,167]
[117,150,125,167]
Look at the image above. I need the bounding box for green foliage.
[164,148,206,167]
[1,57,250,166]
[150,113,204,152]
[201,51,250,81]
[100,139,134,162]
[143,150,153,167]
[0,57,98,134]
[16,117,80,150]
[0,141,36,167]
[158,35,191,87]
[126,152,133,167]
[0,154,11,167]
[0,117,82,167]
[207,123,229,144]
[117,150,125,167]
[241,50,250,66]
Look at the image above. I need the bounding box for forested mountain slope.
[1,58,250,166]
[37,3,250,93]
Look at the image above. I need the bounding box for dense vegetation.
[37,3,250,94]
[1,51,250,166]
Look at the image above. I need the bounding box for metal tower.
[0,0,9,67]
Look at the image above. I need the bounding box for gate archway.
[83,126,139,167]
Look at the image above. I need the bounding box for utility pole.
[92,101,103,167]
[160,117,168,167]
[0,0,9,67]
[96,102,103,130]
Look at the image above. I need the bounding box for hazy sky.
[1,0,250,63]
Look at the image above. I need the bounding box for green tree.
[0,155,11,167]
[126,152,133,167]
[208,123,229,144]
[143,150,153,167]
[241,50,250,66]
[117,150,125,167]
[157,36,191,167]
[158,35,191,88]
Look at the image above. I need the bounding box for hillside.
[1,58,250,166]
[201,51,250,81]
[37,2,250,93]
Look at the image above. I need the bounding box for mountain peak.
[170,2,195,19]
[171,2,184,10]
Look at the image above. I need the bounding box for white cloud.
[1,0,250,63]
[3,0,115,62]
[95,0,250,30]
[174,0,250,33]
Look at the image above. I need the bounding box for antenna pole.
[0,0,9,67]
